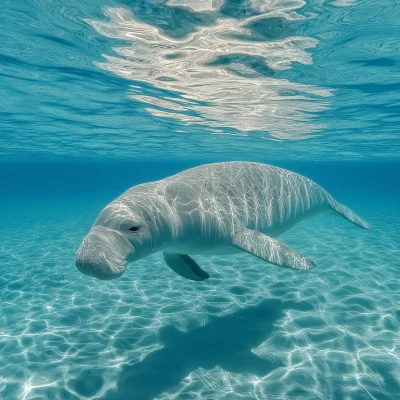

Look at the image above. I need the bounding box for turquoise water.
[1,1,400,399]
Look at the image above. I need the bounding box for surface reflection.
[87,1,332,139]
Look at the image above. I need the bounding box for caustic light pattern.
[0,198,399,399]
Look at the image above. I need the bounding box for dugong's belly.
[172,243,241,256]
[169,209,319,256]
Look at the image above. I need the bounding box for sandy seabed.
[1,196,399,400]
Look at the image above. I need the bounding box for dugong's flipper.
[163,252,210,281]
[233,229,316,270]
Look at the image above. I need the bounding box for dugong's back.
[163,162,329,237]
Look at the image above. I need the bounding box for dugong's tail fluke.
[329,200,371,230]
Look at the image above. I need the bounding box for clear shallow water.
[1,0,400,399]
[1,163,399,399]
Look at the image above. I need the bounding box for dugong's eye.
[129,226,140,232]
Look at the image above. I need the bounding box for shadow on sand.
[100,298,313,400]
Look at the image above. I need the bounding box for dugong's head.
[76,193,164,280]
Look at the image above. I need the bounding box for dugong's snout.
[75,226,135,280]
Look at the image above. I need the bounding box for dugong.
[76,162,370,281]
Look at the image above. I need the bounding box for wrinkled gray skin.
[76,162,369,280]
